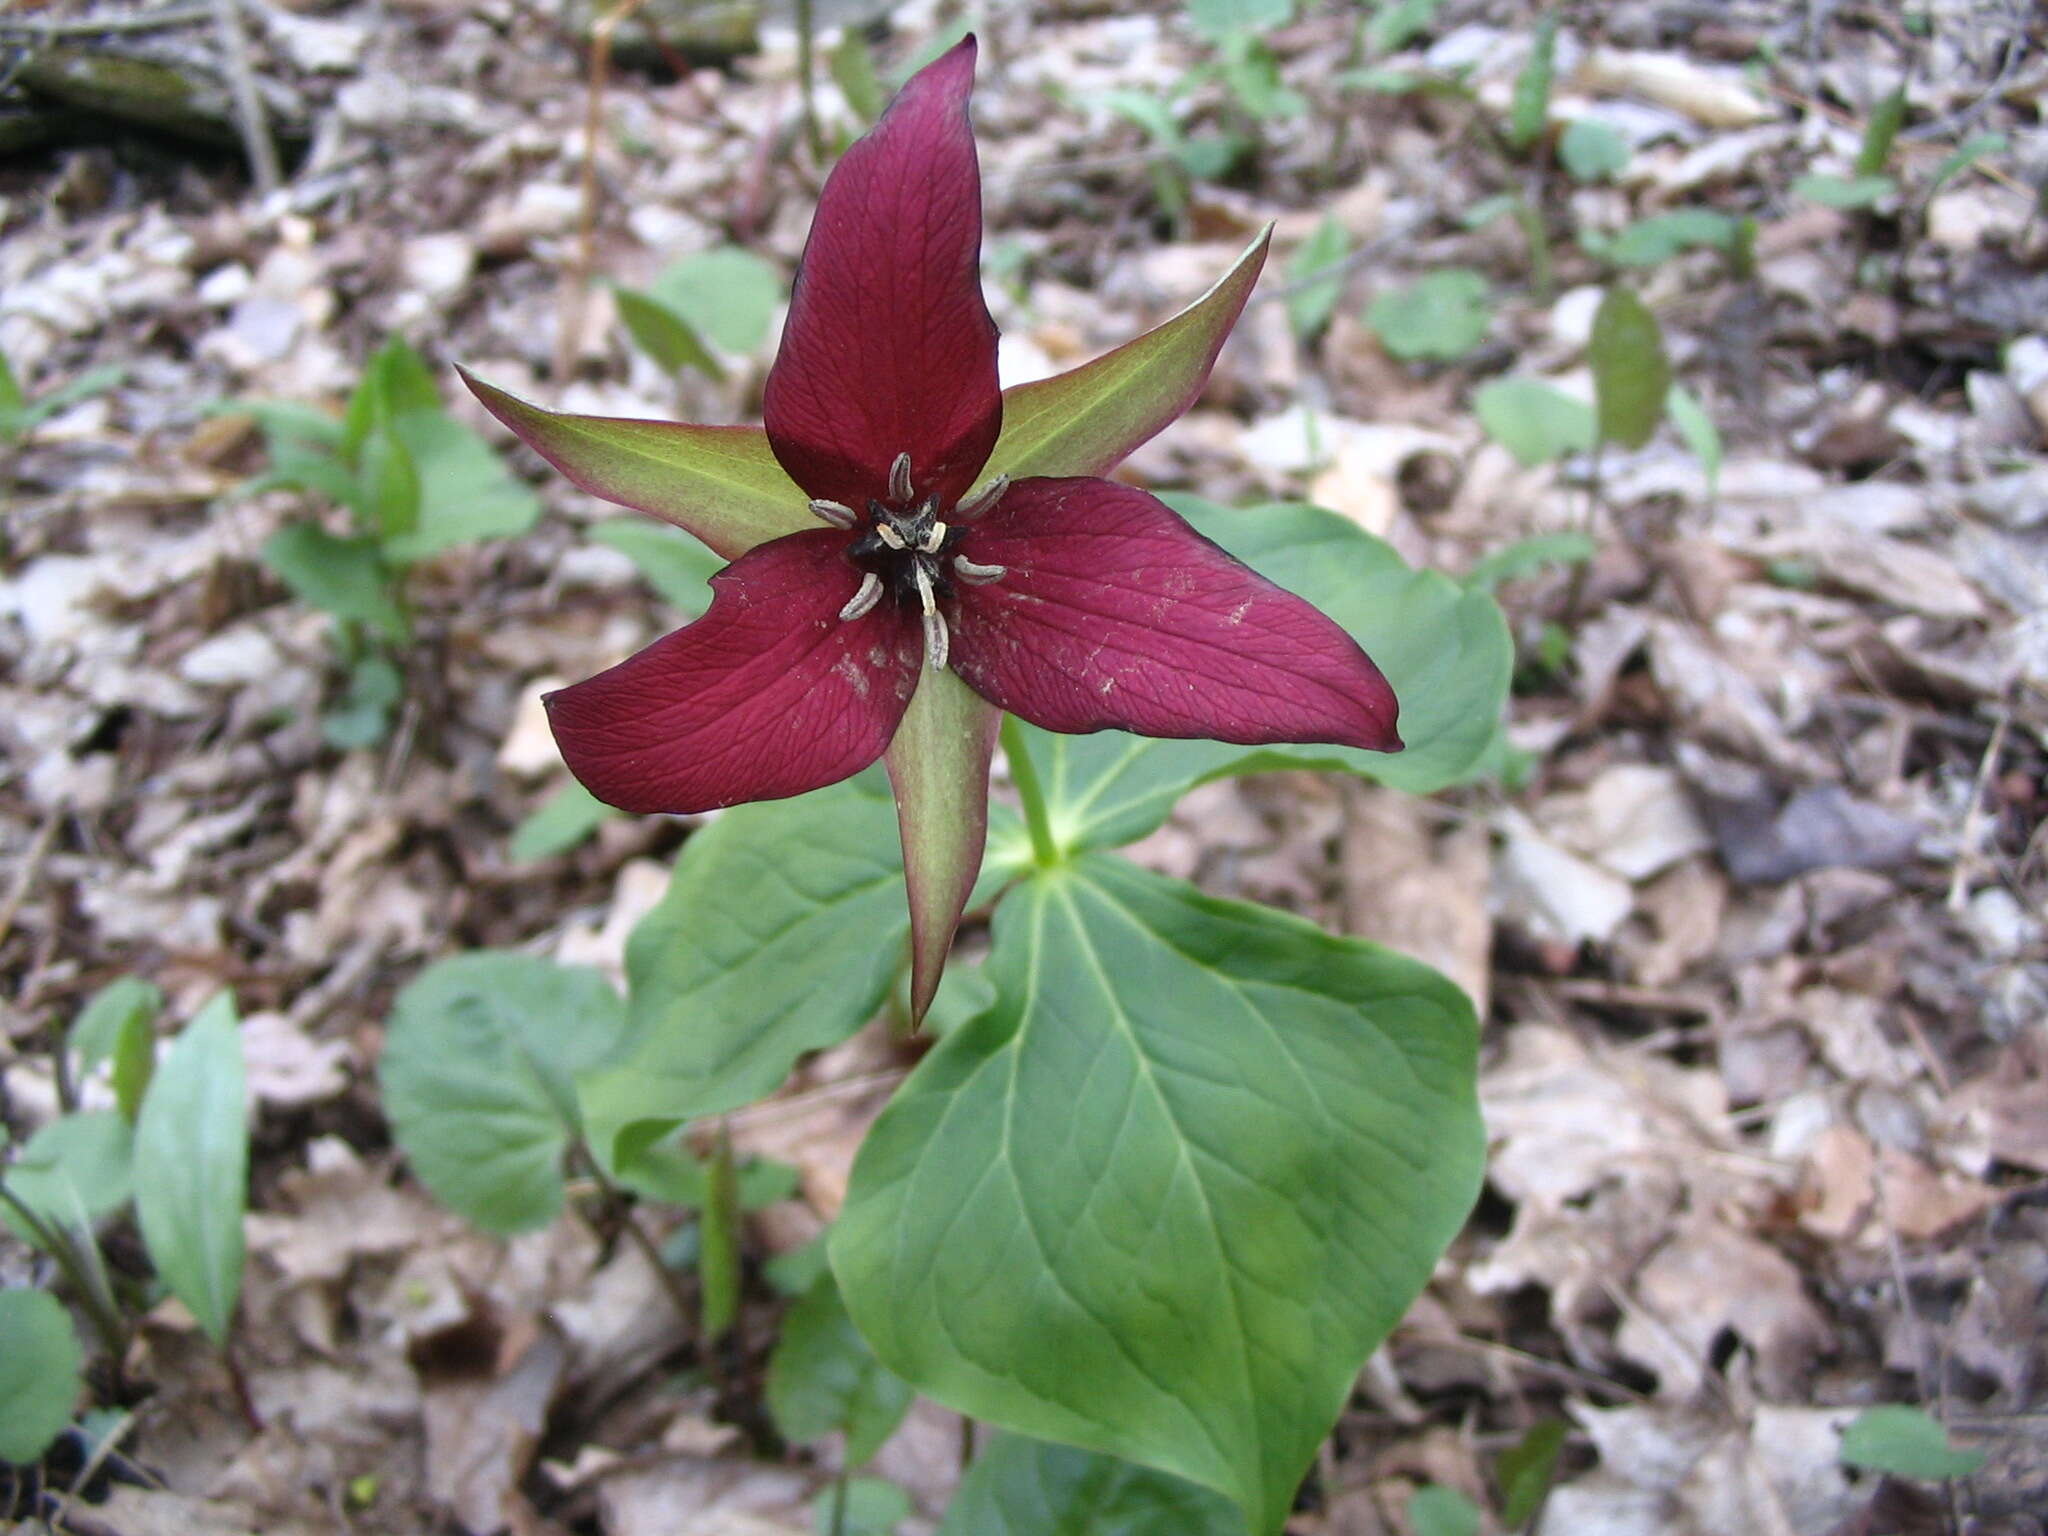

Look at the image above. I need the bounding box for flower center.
[809,452,1008,670]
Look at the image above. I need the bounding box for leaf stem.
[999,716,1061,869]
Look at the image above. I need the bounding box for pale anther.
[913,562,949,669]
[889,452,914,504]
[875,523,906,551]
[809,498,857,529]
[920,520,948,555]
[839,572,883,621]
[953,555,1006,584]
[956,475,1009,521]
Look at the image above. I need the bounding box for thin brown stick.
[560,0,655,381]
[207,0,280,196]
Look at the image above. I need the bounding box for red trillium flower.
[463,36,1399,1010]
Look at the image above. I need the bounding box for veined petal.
[547,530,922,813]
[461,369,806,560]
[948,479,1402,751]
[761,36,1000,510]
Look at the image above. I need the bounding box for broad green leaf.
[1793,172,1895,209]
[1507,15,1557,151]
[768,1269,914,1466]
[834,856,1485,1534]
[1463,531,1595,594]
[460,369,807,561]
[1101,90,1184,153]
[0,1112,134,1248]
[230,398,347,453]
[1856,87,1907,176]
[650,248,784,356]
[1497,1418,1567,1527]
[588,516,724,616]
[382,411,541,563]
[817,1478,912,1536]
[1589,208,1737,267]
[1665,383,1721,497]
[1186,0,1293,42]
[1589,287,1670,449]
[831,28,887,123]
[0,1289,82,1463]
[1408,1486,1482,1536]
[509,779,617,862]
[1284,215,1350,341]
[1928,131,2005,196]
[611,1137,797,1209]
[1472,376,1596,465]
[379,953,626,1233]
[260,523,407,642]
[998,498,1510,855]
[1839,1405,1985,1480]
[1364,0,1440,55]
[1367,269,1492,361]
[578,777,908,1168]
[937,1435,1242,1535]
[360,423,422,542]
[1559,118,1628,181]
[344,338,440,459]
[1219,35,1306,120]
[613,285,727,382]
[69,977,161,1122]
[321,653,404,751]
[886,669,1001,1025]
[699,1129,741,1338]
[133,994,246,1342]
[989,231,1268,483]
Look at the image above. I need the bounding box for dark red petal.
[948,479,1402,751]
[761,36,1000,510]
[547,530,923,814]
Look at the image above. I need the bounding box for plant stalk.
[999,716,1061,868]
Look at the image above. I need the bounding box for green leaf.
[1187,0,1293,42]
[588,517,724,616]
[360,423,422,542]
[611,1137,797,1209]
[260,523,408,642]
[1285,216,1350,341]
[997,498,1510,856]
[1497,1419,1567,1526]
[578,777,908,1168]
[0,1289,82,1463]
[1364,0,1440,55]
[69,977,161,1122]
[1219,35,1306,120]
[321,653,404,751]
[1665,383,1721,498]
[133,994,247,1343]
[1507,15,1558,151]
[831,29,887,123]
[938,1435,1243,1535]
[379,954,627,1233]
[1463,531,1595,594]
[1,1112,134,1248]
[1589,286,1670,449]
[0,348,24,426]
[1559,118,1629,181]
[1839,1405,1985,1480]
[509,779,617,862]
[817,1478,912,1536]
[1591,208,1737,267]
[1472,376,1596,465]
[613,286,727,382]
[768,1269,914,1465]
[990,231,1268,483]
[1366,269,1492,361]
[460,370,808,561]
[1856,87,1908,177]
[699,1129,741,1338]
[1794,172,1895,209]
[834,856,1484,1534]
[649,248,784,356]
[1408,1486,1482,1536]
[381,411,542,563]
[1928,131,2006,196]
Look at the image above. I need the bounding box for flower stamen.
[889,451,914,504]
[953,555,1006,584]
[809,498,858,529]
[839,571,883,621]
[874,522,907,551]
[913,561,949,670]
[920,520,948,555]
[955,475,1009,521]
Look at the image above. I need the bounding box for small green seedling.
[1368,269,1494,361]
[1840,1405,1986,1481]
[1795,86,1906,210]
[0,350,122,444]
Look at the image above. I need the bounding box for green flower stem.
[1000,715,1061,869]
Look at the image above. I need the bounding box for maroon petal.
[948,479,1402,751]
[761,36,1000,510]
[547,531,923,814]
